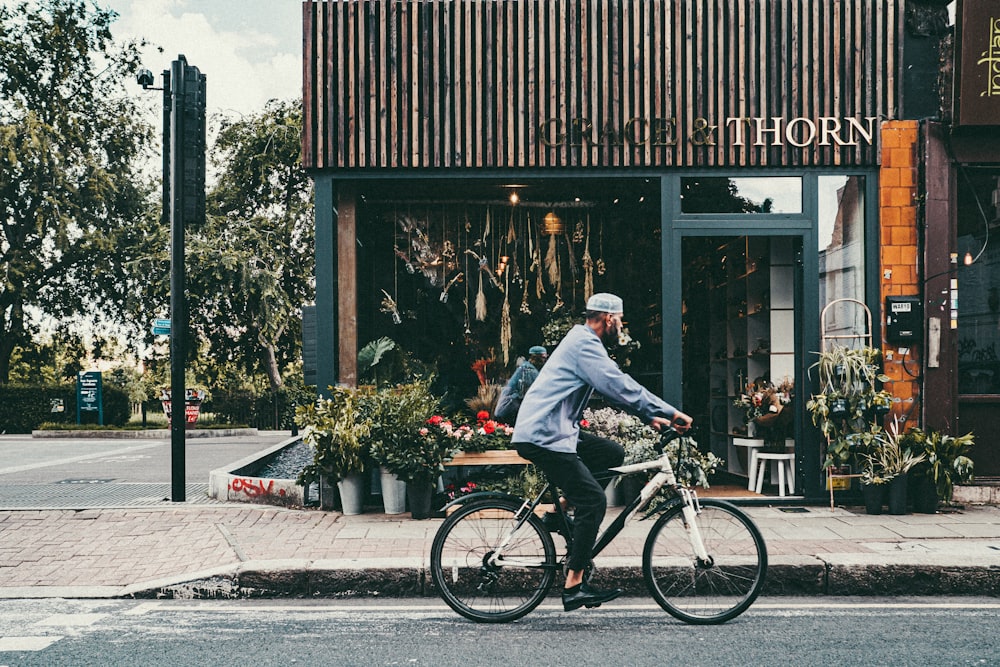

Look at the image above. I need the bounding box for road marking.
[0,636,62,651]
[127,599,1000,615]
[0,443,162,475]
[36,613,106,627]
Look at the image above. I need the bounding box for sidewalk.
[2,500,999,600]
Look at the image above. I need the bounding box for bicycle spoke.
[431,501,557,623]
[643,499,767,624]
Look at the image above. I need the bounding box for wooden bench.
[446,450,530,466]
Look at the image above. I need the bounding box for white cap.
[586,292,624,313]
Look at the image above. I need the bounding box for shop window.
[680,177,802,214]
[957,169,1000,395]
[817,175,866,341]
[355,179,663,399]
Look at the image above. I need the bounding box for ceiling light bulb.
[964,251,974,266]
[509,192,519,205]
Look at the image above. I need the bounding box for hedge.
[204,384,316,430]
[0,384,131,434]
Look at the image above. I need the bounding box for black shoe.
[541,511,573,535]
[562,583,622,612]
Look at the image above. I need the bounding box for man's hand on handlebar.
[651,411,693,434]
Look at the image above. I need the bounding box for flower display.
[734,377,794,444]
[423,414,515,453]
[734,378,792,423]
[442,481,478,502]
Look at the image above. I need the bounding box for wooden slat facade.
[303,0,900,170]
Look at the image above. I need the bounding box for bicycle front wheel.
[430,499,557,623]
[642,498,767,624]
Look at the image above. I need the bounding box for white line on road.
[0,442,162,475]
[127,599,1000,616]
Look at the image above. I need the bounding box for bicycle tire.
[642,498,767,624]
[430,499,558,623]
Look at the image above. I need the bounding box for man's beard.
[601,324,620,346]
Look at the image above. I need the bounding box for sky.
[102,0,302,119]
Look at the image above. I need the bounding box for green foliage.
[807,345,892,468]
[206,381,316,430]
[368,381,456,482]
[358,337,432,387]
[295,387,376,485]
[582,407,723,488]
[0,0,155,383]
[186,99,313,391]
[0,384,130,433]
[902,427,975,503]
[857,425,926,485]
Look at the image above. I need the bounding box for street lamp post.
[140,55,206,502]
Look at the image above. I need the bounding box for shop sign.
[539,115,877,150]
[955,0,1000,127]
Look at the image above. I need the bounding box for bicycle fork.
[678,487,712,566]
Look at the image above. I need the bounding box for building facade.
[301,0,997,501]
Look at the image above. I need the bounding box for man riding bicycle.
[511,292,692,612]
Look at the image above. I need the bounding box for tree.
[0,0,154,383]
[187,100,314,391]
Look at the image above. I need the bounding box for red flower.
[482,420,496,434]
[580,419,590,428]
[476,410,490,422]
[427,415,444,425]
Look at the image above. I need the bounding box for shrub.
[0,384,130,433]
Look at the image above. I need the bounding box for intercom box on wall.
[885,296,922,344]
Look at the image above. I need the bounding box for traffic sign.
[154,318,171,328]
[151,325,171,336]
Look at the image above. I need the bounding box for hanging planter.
[829,397,849,421]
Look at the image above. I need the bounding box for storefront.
[302,0,905,501]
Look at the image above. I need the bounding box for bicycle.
[430,427,767,624]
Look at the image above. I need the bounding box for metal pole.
[169,57,187,502]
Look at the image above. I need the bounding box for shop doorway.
[681,234,803,495]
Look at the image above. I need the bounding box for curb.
[207,436,305,506]
[31,428,260,439]
[114,557,1000,601]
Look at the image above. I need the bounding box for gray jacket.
[511,324,678,453]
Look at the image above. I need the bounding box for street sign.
[151,318,171,336]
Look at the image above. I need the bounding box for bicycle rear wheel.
[430,499,557,623]
[642,498,767,624]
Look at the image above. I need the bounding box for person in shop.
[494,345,548,423]
[511,292,693,612]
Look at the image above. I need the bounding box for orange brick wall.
[879,120,921,425]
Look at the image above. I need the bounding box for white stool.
[754,452,796,497]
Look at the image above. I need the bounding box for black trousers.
[515,432,625,573]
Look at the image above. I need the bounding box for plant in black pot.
[873,424,926,515]
[368,380,457,519]
[902,427,975,512]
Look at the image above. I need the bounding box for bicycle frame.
[490,434,710,569]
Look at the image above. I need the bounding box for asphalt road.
[0,432,290,485]
[2,597,999,666]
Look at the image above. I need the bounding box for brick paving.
[1,503,999,594]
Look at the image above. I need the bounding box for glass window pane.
[818,175,867,343]
[680,177,802,213]
[957,169,1000,394]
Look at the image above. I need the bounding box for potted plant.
[902,427,975,512]
[295,387,375,514]
[871,424,926,515]
[807,345,892,493]
[368,380,456,519]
